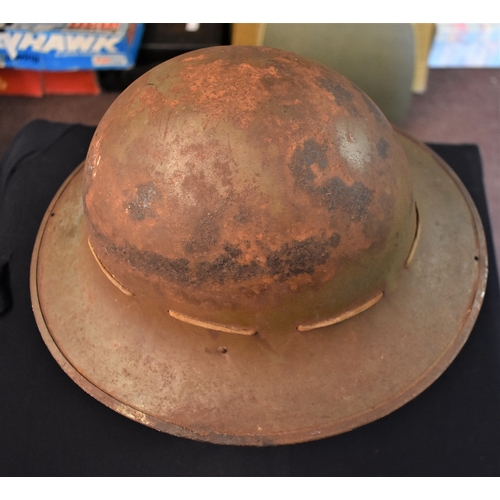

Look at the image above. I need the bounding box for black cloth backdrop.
[1,120,499,476]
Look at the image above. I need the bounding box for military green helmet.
[32,46,486,445]
[83,46,416,335]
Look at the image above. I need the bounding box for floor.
[1,68,499,267]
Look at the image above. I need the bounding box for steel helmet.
[31,46,487,445]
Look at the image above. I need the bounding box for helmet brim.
[30,131,488,446]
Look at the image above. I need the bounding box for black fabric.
[1,121,499,476]
[0,121,95,314]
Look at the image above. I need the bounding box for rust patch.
[317,78,359,117]
[124,183,161,221]
[89,220,342,288]
[90,232,180,285]
[266,234,341,282]
[233,208,250,224]
[293,138,329,176]
[377,138,390,159]
[290,139,373,221]
[195,244,262,284]
[184,212,221,254]
[322,178,373,221]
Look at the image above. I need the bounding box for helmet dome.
[83,45,416,334]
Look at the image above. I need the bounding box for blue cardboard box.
[0,23,144,71]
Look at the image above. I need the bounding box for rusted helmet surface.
[83,46,416,334]
[31,45,487,445]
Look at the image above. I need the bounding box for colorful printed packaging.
[0,23,144,70]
